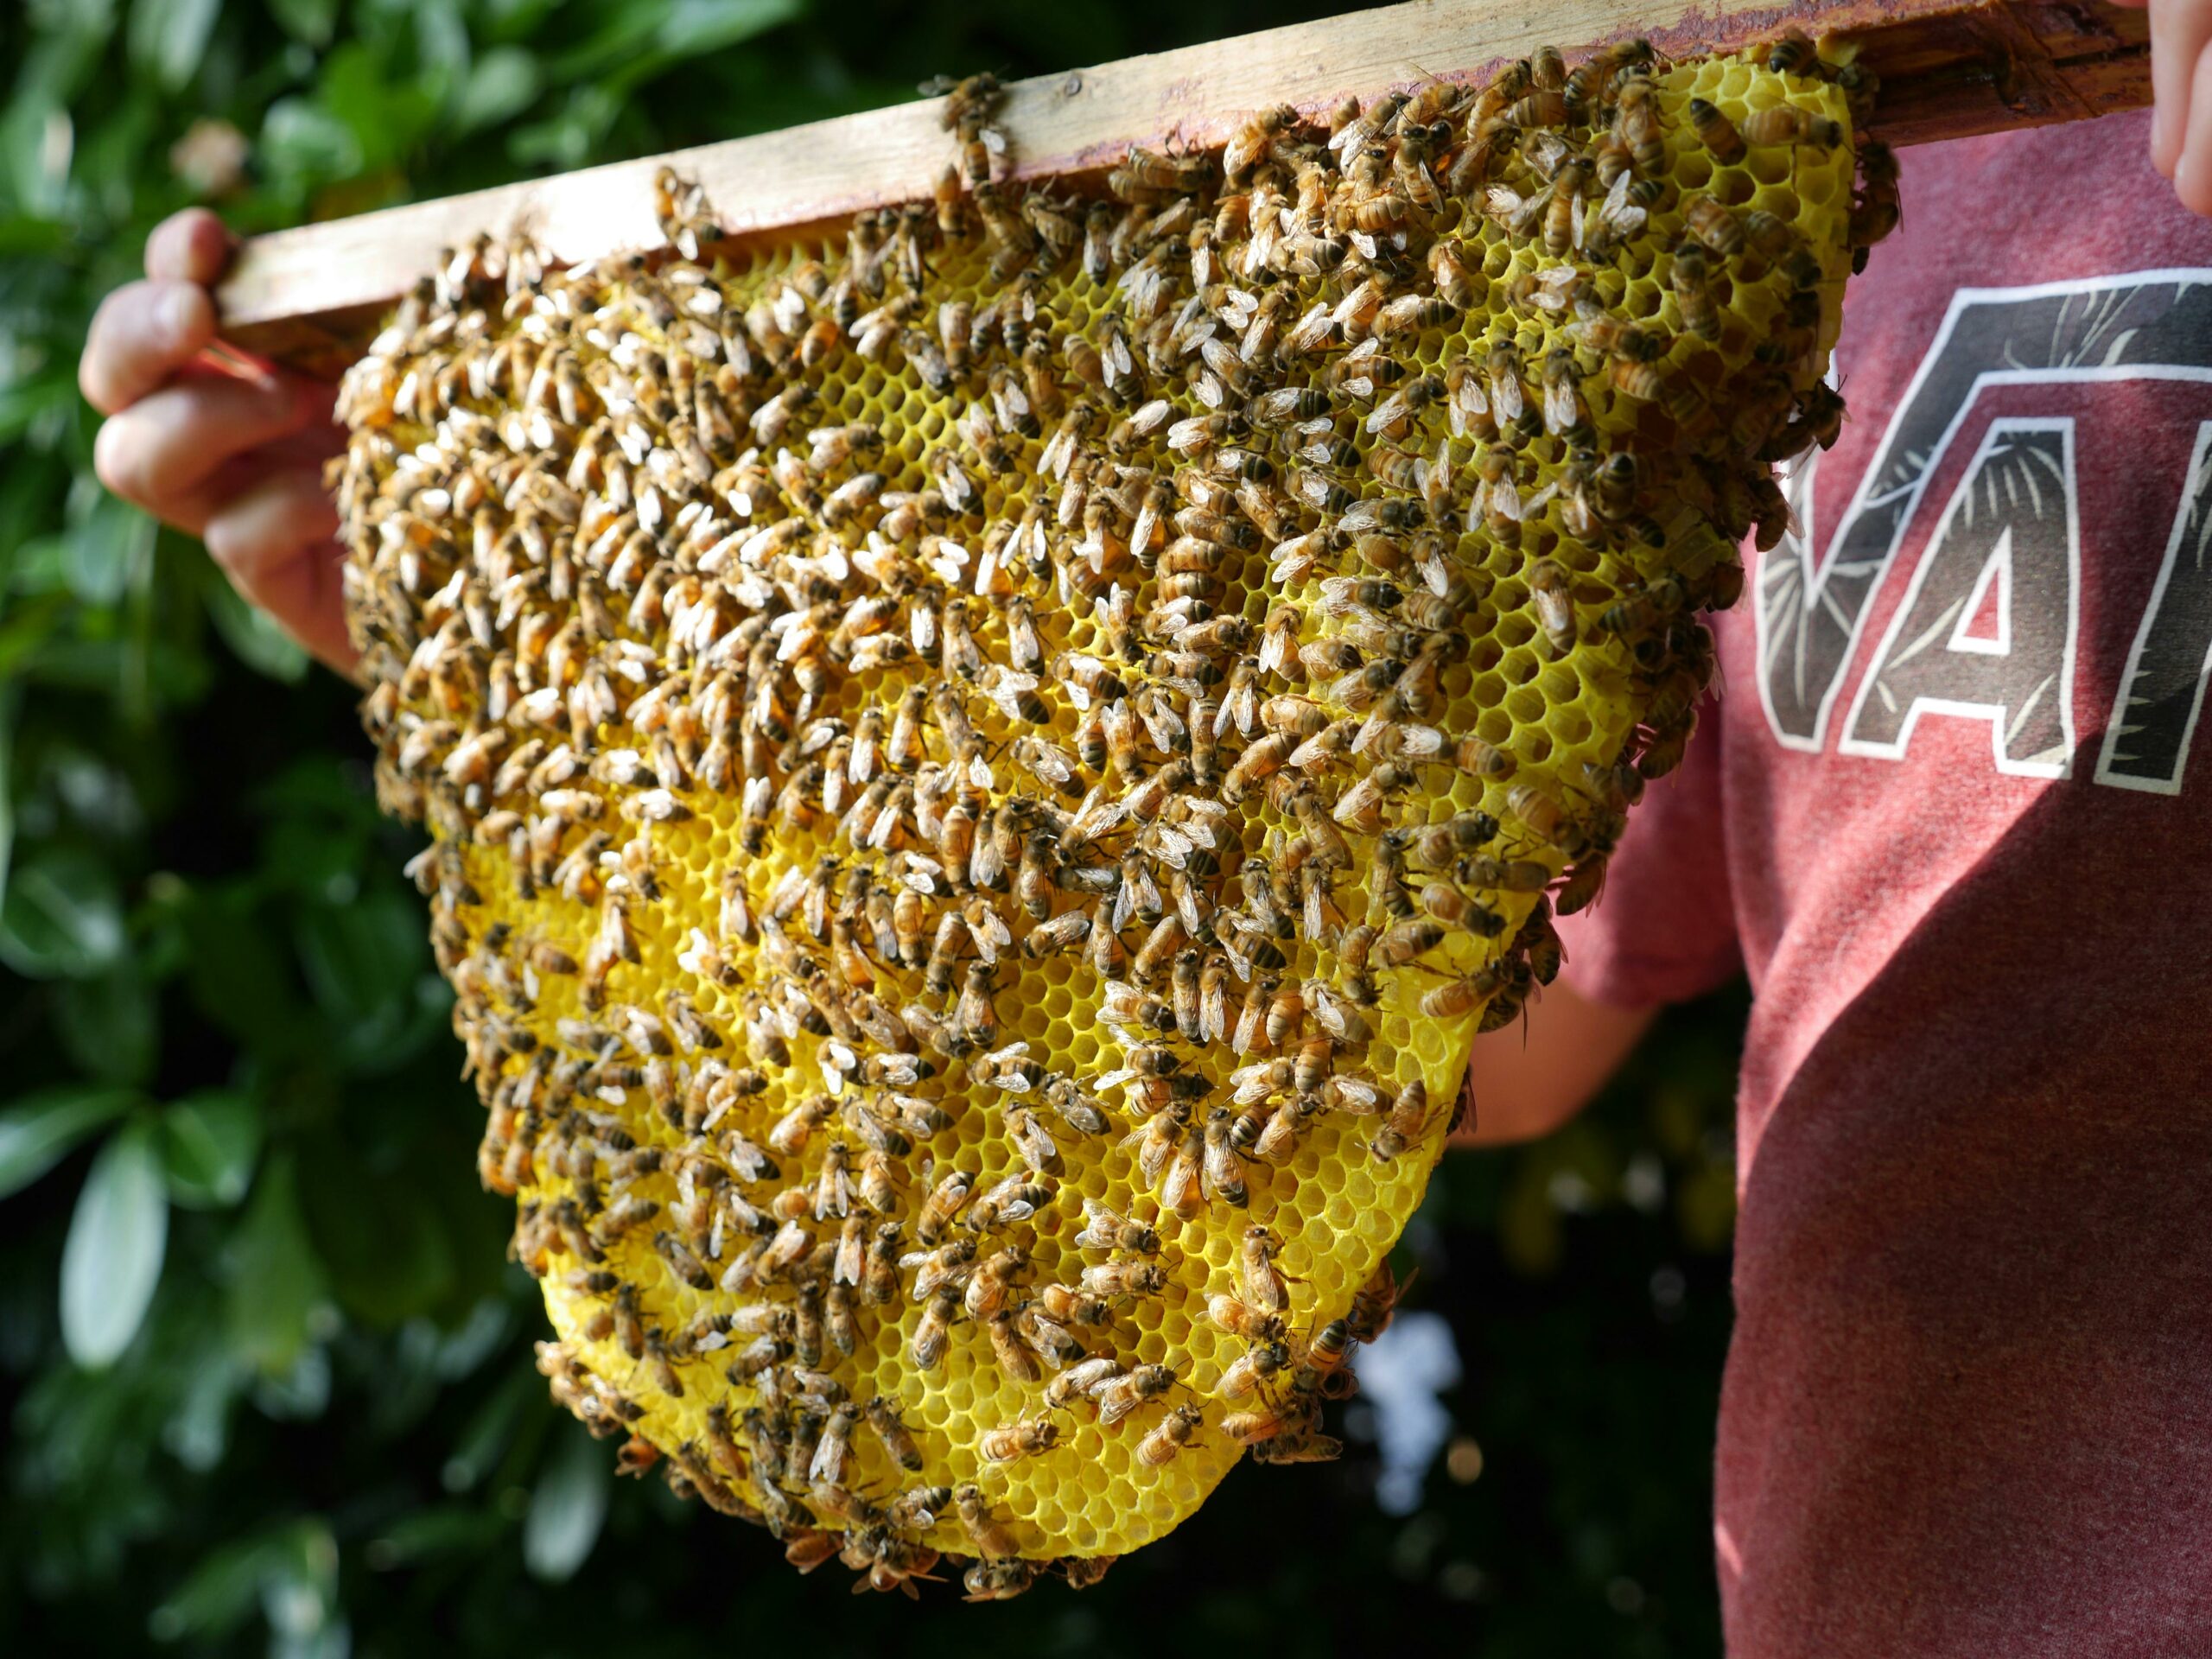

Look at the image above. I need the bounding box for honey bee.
[900,1231,975,1306]
[1220,1337,1293,1399]
[1639,712,1696,779]
[1137,1403,1206,1467]
[1741,105,1845,147]
[1611,77,1664,177]
[932,159,968,238]
[1096,1363,1177,1425]
[1292,1031,1336,1094]
[912,1284,960,1370]
[955,1482,1020,1560]
[1237,1225,1290,1313]
[1376,295,1458,339]
[1226,103,1302,181]
[954,961,999,1048]
[1851,138,1902,251]
[1565,35,1654,105]
[1522,902,1566,986]
[1202,1109,1249,1207]
[1292,1316,1357,1401]
[1370,1077,1433,1160]
[1503,88,1568,129]
[1527,557,1578,653]
[1669,241,1720,342]
[1066,1197,1155,1255]
[979,1417,1060,1461]
[1541,348,1591,442]
[1347,1257,1403,1343]
[1221,731,1296,804]
[654,1230,713,1290]
[1208,1291,1287,1345]
[1081,1259,1167,1299]
[610,1281,646,1357]
[1688,96,1747,164]
[986,1309,1043,1383]
[1223,1400,1311,1446]
[863,1222,904,1305]
[963,1243,1030,1321]
[1364,372,1446,439]
[1681,191,1746,257]
[916,1167,975,1244]
[722,1329,790,1382]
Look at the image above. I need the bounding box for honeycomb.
[331,36,1886,1598]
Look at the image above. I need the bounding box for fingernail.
[162,284,202,348]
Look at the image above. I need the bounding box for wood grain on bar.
[217,0,2149,370]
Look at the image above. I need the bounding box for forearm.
[1452,976,1656,1146]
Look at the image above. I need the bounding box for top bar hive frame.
[216,0,2149,372]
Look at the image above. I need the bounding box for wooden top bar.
[216,0,2149,370]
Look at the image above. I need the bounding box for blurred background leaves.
[0,2,1745,1652]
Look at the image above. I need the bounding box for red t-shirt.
[1553,107,2212,1655]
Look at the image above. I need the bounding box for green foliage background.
[0,3,1747,1652]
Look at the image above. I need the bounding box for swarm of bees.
[332,32,1885,1599]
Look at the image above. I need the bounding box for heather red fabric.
[1548,108,2212,1655]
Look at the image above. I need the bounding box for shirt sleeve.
[1554,707,1742,1009]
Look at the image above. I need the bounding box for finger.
[144,208,236,285]
[2152,0,2212,176]
[92,374,325,518]
[79,280,215,415]
[201,471,358,673]
[2179,41,2212,215]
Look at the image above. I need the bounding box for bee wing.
[1147,823,1195,869]
[1491,369,1526,424]
[1543,379,1580,437]
[1202,982,1229,1044]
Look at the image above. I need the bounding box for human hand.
[80,207,356,673]
[2113,0,2212,217]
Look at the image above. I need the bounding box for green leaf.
[295,886,430,1068]
[148,1527,292,1644]
[260,1514,341,1649]
[2,91,69,219]
[297,1146,454,1327]
[318,43,442,174]
[0,846,126,978]
[0,679,17,912]
[200,564,309,683]
[160,1090,261,1209]
[266,0,338,48]
[0,359,77,445]
[655,0,805,57]
[146,1516,340,1648]
[0,1084,138,1198]
[524,1427,609,1582]
[180,886,305,1054]
[128,0,221,90]
[227,1154,326,1376]
[54,963,159,1086]
[60,1119,168,1368]
[258,97,362,186]
[452,45,542,136]
[441,1363,536,1492]
[541,3,674,81]
[64,496,151,608]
